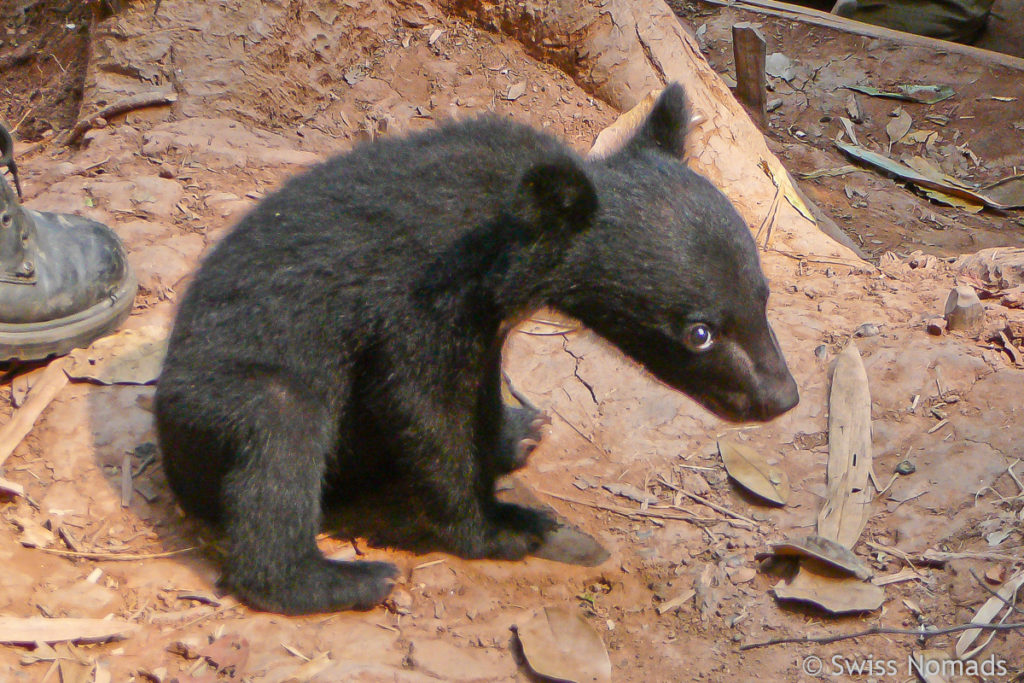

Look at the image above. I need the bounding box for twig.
[970,568,1024,616]
[0,357,69,469]
[65,91,178,144]
[864,540,921,572]
[538,488,721,526]
[33,546,196,561]
[656,476,759,527]
[923,549,1023,564]
[740,621,1024,651]
[765,247,873,270]
[548,407,608,458]
[173,601,241,631]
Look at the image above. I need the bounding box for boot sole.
[0,267,138,362]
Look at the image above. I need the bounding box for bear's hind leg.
[219,374,398,614]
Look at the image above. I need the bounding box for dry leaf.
[718,439,789,505]
[725,566,756,584]
[0,476,24,498]
[516,606,611,683]
[771,535,872,580]
[65,326,168,385]
[505,81,527,101]
[0,617,137,645]
[772,566,884,613]
[984,566,1006,584]
[886,110,912,153]
[818,342,872,548]
[954,569,1024,659]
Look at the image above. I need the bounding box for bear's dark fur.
[155,84,798,615]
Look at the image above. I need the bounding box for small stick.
[864,540,921,572]
[657,476,759,526]
[0,358,69,469]
[66,91,178,144]
[538,489,721,526]
[33,546,196,561]
[740,621,1024,651]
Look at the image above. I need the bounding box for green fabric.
[834,0,996,42]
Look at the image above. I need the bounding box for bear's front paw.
[483,502,557,559]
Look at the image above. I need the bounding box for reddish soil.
[0,1,1022,682]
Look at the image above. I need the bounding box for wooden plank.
[732,23,768,127]
[693,0,1024,72]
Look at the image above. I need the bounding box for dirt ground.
[1,0,1022,681]
[673,0,1024,260]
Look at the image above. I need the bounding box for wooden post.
[732,22,767,128]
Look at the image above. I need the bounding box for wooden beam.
[694,0,1024,72]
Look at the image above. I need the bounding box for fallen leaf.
[758,159,816,223]
[0,617,137,645]
[886,110,912,153]
[516,606,611,683]
[725,566,757,584]
[505,81,527,101]
[954,569,1024,659]
[981,174,1024,208]
[718,439,789,505]
[65,326,168,385]
[844,84,954,104]
[836,140,1011,209]
[0,476,24,499]
[772,566,884,613]
[986,529,1010,546]
[771,535,872,580]
[818,342,873,548]
[984,566,1006,584]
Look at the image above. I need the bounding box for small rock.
[925,317,946,335]
[814,344,828,360]
[854,322,879,337]
[943,286,984,331]
[895,460,916,475]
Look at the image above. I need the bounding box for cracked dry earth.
[1,0,1023,681]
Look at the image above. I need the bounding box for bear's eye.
[683,322,714,352]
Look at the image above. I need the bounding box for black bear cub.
[156,84,798,615]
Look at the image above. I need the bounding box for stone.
[943,286,983,331]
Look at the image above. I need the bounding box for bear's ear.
[517,155,597,234]
[627,82,689,157]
